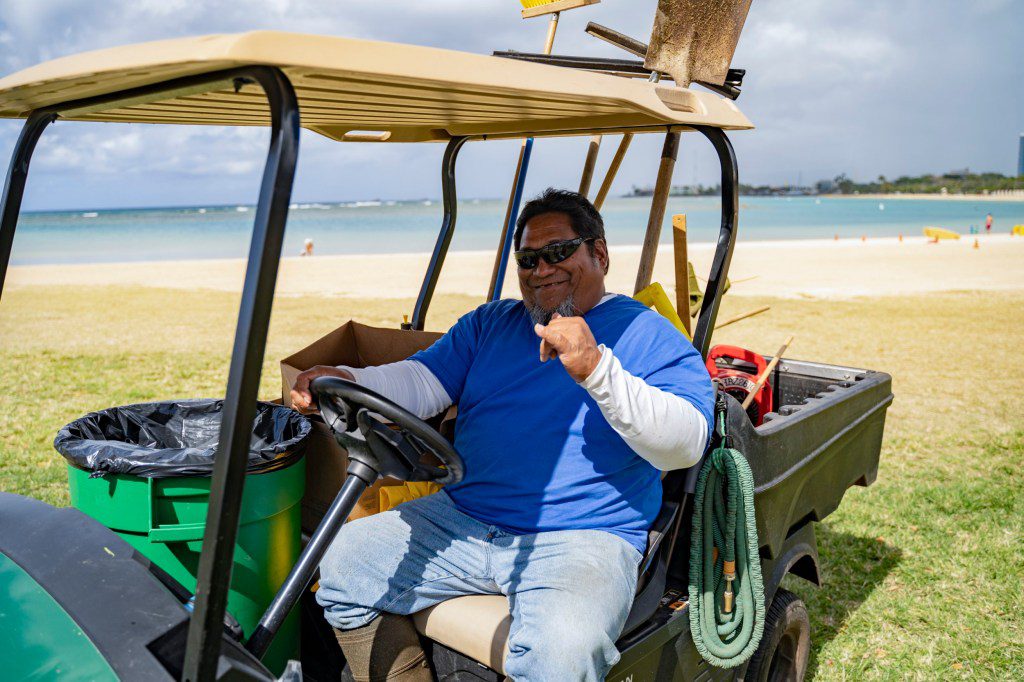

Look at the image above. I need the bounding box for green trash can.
[56,399,311,674]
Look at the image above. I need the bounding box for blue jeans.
[317,491,642,681]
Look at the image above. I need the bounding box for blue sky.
[0,0,1021,210]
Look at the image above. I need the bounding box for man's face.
[517,211,609,321]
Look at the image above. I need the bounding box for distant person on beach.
[985,213,993,233]
[300,238,314,257]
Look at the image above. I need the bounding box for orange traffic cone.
[898,233,903,243]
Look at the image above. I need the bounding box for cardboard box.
[280,321,443,531]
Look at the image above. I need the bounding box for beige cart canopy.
[0,31,752,142]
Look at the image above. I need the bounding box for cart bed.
[729,358,893,559]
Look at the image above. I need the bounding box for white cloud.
[32,124,271,177]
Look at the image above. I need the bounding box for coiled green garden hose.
[688,407,765,668]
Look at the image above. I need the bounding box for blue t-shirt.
[411,295,714,552]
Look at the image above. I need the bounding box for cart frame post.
[0,111,56,298]
[0,65,302,681]
[182,66,300,682]
[411,136,469,330]
[691,125,738,358]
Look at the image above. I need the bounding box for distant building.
[1018,134,1024,177]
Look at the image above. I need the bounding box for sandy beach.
[8,233,1023,300]
[823,192,1024,202]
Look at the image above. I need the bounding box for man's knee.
[319,517,372,590]
[317,516,400,629]
[321,504,416,580]
[505,620,620,680]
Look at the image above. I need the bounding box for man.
[291,189,714,681]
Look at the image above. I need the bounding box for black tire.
[745,588,811,682]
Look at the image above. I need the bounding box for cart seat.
[411,499,679,674]
[412,594,512,673]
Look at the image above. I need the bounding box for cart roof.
[0,31,752,142]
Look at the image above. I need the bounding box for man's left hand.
[534,313,602,382]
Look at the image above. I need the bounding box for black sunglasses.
[514,237,594,270]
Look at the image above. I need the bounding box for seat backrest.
[621,498,680,637]
[637,499,679,586]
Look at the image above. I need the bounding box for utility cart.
[0,12,891,682]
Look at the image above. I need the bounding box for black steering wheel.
[309,376,463,486]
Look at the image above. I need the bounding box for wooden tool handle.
[593,133,633,210]
[741,335,794,410]
[672,215,691,336]
[715,305,770,330]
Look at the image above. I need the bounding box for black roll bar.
[180,67,300,682]
[691,126,738,358]
[647,128,738,620]
[0,66,302,681]
[0,111,56,297]
[409,136,468,331]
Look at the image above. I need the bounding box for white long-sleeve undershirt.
[338,297,708,471]
[339,360,452,421]
[577,344,707,470]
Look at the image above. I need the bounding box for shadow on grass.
[783,524,902,679]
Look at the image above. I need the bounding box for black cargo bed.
[724,358,893,559]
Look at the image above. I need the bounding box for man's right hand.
[290,365,355,414]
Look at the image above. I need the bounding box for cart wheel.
[746,588,810,682]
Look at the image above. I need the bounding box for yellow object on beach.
[923,227,960,241]
[378,480,443,513]
[1012,225,1024,237]
[634,282,692,340]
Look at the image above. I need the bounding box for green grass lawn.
[1,285,1021,678]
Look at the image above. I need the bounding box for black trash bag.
[54,399,311,479]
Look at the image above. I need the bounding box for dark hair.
[513,188,605,251]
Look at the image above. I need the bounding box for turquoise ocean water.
[10,196,1024,266]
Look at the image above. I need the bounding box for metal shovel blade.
[644,0,752,87]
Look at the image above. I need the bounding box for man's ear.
[592,238,610,274]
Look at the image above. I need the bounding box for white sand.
[7,234,1023,300]
[822,193,1024,203]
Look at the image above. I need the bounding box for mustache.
[527,293,579,325]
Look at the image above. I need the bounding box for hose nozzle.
[723,560,736,613]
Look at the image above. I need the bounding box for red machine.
[706,345,773,426]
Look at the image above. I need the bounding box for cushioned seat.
[412,594,512,674]
[411,499,680,674]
